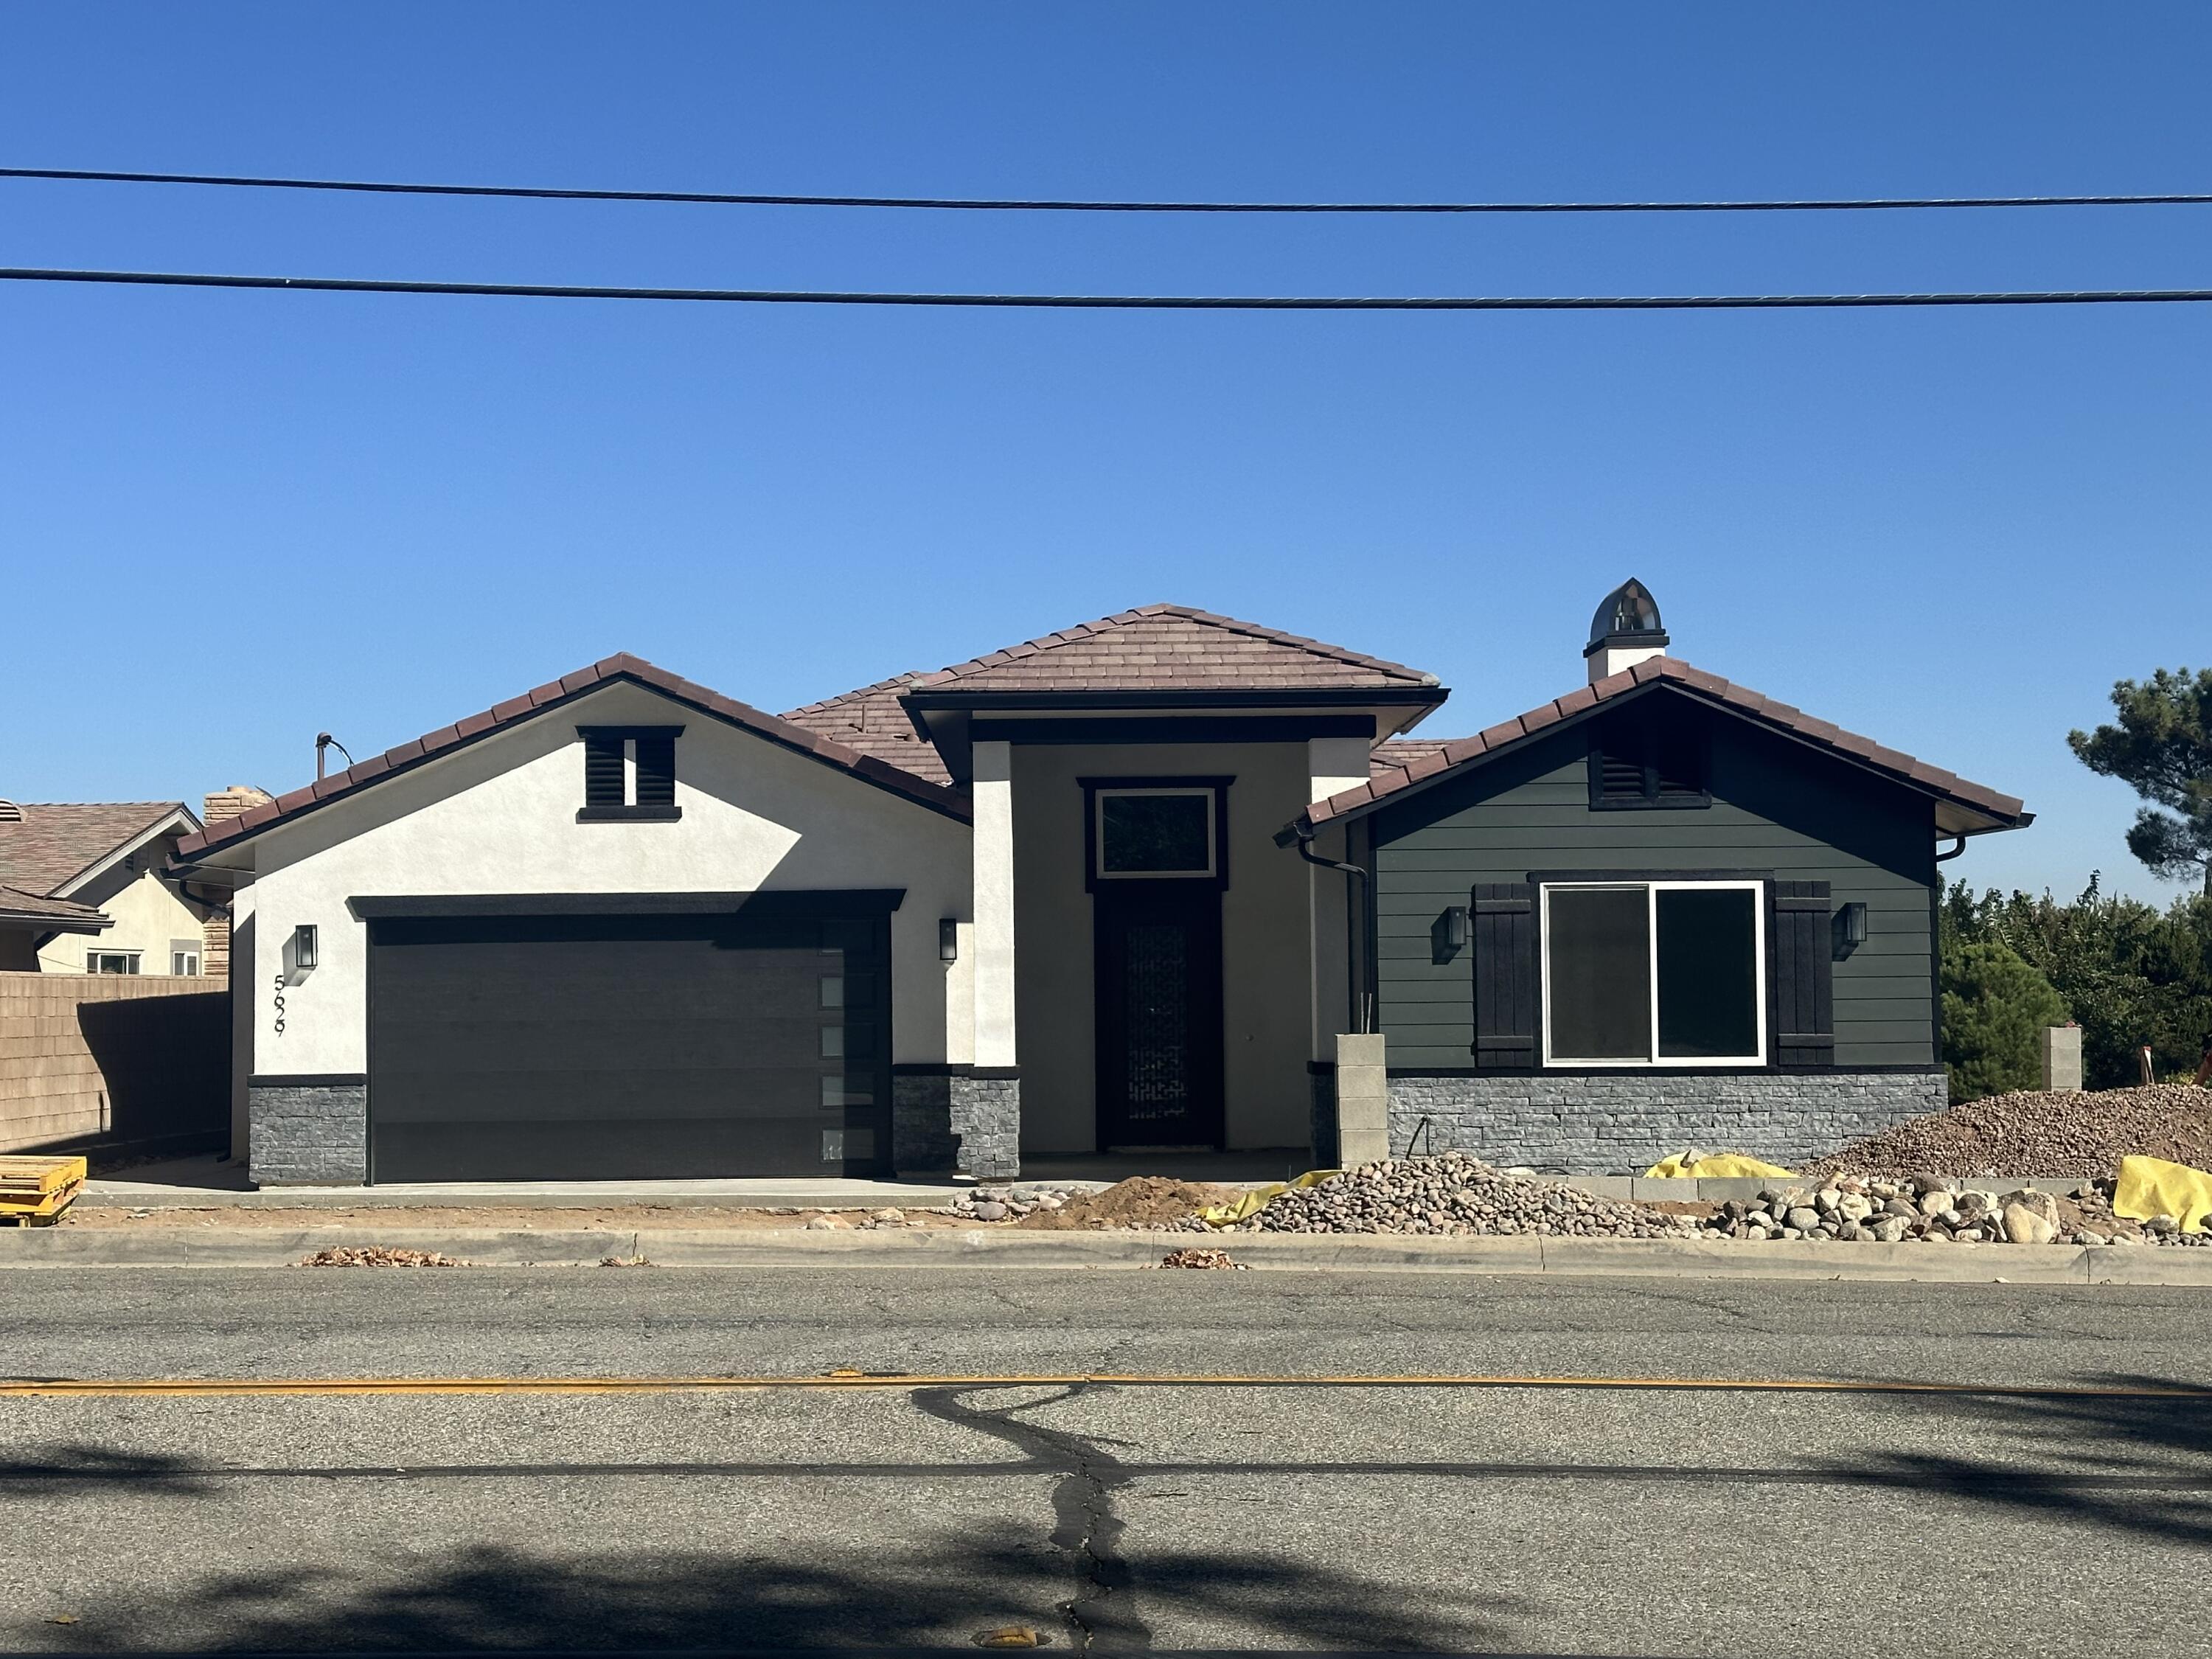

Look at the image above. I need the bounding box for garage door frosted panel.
[367,914,888,1180]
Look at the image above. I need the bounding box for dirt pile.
[1227,1153,1695,1239]
[1802,1085,2212,1180]
[1012,1177,1234,1231]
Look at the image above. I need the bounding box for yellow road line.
[1,1373,2206,1399]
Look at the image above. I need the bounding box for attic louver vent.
[0,800,21,823]
[1589,720,1710,810]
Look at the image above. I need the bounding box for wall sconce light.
[1431,905,1469,965]
[1834,902,1868,958]
[939,918,959,963]
[292,924,319,973]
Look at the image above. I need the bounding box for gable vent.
[0,800,21,823]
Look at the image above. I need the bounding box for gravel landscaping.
[1221,1152,1699,1239]
[1801,1085,2212,1180]
[1695,1172,2207,1247]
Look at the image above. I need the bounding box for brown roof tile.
[0,802,190,896]
[1310,657,2027,833]
[911,604,1439,695]
[782,672,953,788]
[175,653,970,860]
[0,882,112,931]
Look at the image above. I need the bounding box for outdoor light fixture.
[1834,902,1868,957]
[292,924,319,973]
[939,918,959,962]
[1431,905,1470,964]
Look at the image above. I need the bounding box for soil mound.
[1012,1176,1232,1231]
[1802,1085,2212,1180]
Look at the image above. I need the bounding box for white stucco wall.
[1011,740,1319,1155]
[234,681,973,1079]
[38,858,206,975]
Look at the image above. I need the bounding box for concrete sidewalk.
[6,1223,2211,1283]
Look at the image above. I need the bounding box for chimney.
[198,785,274,979]
[1584,578,1669,683]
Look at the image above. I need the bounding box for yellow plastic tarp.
[1200,1168,1340,1228]
[2112,1154,2212,1235]
[1643,1151,1797,1180]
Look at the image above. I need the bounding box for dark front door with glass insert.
[1086,779,1229,1151]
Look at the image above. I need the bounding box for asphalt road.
[4,1268,2209,1655]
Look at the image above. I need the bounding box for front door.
[1094,883,1225,1150]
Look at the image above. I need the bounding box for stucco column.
[971,739,1018,1068]
[1306,737,1370,1056]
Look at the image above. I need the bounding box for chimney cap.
[1585,577,1669,658]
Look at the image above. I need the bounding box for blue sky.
[4,4,2208,900]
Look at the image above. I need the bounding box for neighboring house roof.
[0,801,194,898]
[1370,737,1453,779]
[175,651,973,863]
[0,883,111,935]
[906,603,1440,696]
[782,672,953,787]
[1298,655,2029,838]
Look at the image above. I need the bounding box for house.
[169,584,2027,1186]
[0,799,209,975]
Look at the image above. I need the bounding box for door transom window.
[1095,788,1216,880]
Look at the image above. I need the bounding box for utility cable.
[5,266,2212,310]
[6,165,2212,215]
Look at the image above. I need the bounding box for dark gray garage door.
[365,905,891,1182]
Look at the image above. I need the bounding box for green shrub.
[1941,939,2070,1102]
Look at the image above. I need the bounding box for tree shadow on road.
[15,1529,1527,1653]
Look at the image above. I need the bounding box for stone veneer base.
[892,1070,1022,1180]
[1384,1070,1949,1174]
[248,1079,369,1186]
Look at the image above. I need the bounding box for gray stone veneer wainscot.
[1386,1071,1948,1173]
[893,1068,1022,1180]
[248,1076,368,1186]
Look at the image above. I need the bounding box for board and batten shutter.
[1772,880,1836,1067]
[1470,882,1537,1068]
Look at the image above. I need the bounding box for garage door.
[365,905,891,1182]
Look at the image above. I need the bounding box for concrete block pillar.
[970,738,1018,1073]
[1335,1032,1388,1166]
[2041,1023,2084,1093]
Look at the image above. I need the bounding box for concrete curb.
[4,1225,2211,1283]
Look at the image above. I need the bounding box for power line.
[6,266,2212,310]
[6,165,2212,215]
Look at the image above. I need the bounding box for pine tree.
[2069,667,2212,894]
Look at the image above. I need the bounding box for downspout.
[1283,821,1375,1035]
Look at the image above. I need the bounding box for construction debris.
[1003,1178,1228,1231]
[1222,1153,1697,1239]
[1803,1085,2212,1180]
[296,1245,470,1267]
[0,1155,87,1226]
[1158,1247,1247,1270]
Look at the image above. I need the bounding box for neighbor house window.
[1541,881,1765,1066]
[88,950,142,975]
[1096,788,1216,880]
[576,726,683,821]
[170,939,201,975]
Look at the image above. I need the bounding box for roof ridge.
[914,602,1438,688]
[176,651,970,859]
[1305,655,2026,831]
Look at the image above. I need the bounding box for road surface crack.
[911,1383,1150,1650]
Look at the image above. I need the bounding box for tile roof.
[0,883,111,931]
[782,672,953,787]
[1302,656,2028,835]
[175,652,972,860]
[0,801,188,896]
[908,603,1439,695]
[1369,737,1454,779]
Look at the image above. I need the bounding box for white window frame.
[170,943,202,976]
[1093,787,1217,881]
[1540,879,1767,1068]
[87,949,142,975]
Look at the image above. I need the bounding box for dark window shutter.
[634,733,676,807]
[583,732,627,806]
[1471,882,1537,1068]
[1773,881,1835,1066]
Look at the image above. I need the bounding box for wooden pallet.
[0,1155,88,1225]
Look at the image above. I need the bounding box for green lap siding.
[1371,709,1938,1070]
